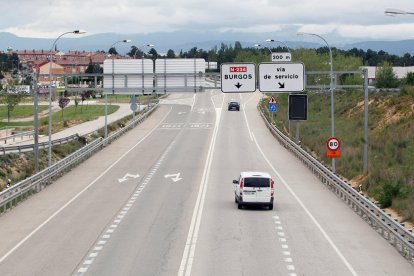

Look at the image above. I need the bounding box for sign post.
[268,96,278,123]
[326,137,341,158]
[220,63,256,93]
[268,96,277,112]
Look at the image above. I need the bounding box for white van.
[233,171,274,210]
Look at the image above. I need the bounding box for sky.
[1,0,414,41]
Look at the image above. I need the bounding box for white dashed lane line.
[273,215,297,276]
[75,141,176,275]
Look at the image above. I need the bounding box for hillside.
[265,88,414,224]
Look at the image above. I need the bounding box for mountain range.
[1,31,414,56]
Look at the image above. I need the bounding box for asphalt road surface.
[0,91,412,276]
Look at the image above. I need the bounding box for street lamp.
[133,44,154,59]
[254,44,272,59]
[385,8,414,16]
[133,44,154,96]
[48,30,86,167]
[265,39,291,54]
[105,39,131,138]
[297,31,336,172]
[266,38,294,135]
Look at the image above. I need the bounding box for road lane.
[0,104,177,275]
[83,91,217,275]
[0,91,413,275]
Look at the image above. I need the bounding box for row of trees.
[118,42,414,68]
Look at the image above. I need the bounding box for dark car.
[228,101,240,111]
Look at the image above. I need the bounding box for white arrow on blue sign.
[268,103,277,113]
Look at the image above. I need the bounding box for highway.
[0,90,412,275]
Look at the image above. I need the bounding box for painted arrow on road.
[118,173,140,183]
[164,173,183,182]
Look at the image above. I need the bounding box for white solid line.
[242,100,253,142]
[178,107,221,276]
[191,94,196,112]
[252,133,359,276]
[0,107,173,264]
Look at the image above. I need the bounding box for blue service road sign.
[269,103,277,113]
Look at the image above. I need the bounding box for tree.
[108,47,118,55]
[375,62,399,88]
[58,97,70,119]
[404,72,414,85]
[148,48,158,60]
[0,79,24,126]
[166,49,175,58]
[85,63,103,74]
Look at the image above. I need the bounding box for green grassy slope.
[263,89,414,223]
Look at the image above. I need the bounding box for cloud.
[0,0,413,41]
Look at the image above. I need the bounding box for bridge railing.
[0,103,158,214]
[258,104,414,264]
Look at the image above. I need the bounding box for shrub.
[378,182,402,208]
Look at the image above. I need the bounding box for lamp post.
[105,39,131,138]
[48,30,85,167]
[385,8,414,16]
[297,32,336,172]
[254,44,272,60]
[265,39,291,54]
[133,44,154,105]
[265,38,294,135]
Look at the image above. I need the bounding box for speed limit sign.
[327,137,340,151]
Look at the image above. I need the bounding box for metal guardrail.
[0,130,34,144]
[0,103,158,213]
[258,104,414,264]
[0,134,79,155]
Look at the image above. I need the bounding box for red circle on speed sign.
[327,137,340,151]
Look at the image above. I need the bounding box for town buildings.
[3,49,130,84]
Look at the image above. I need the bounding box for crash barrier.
[0,103,158,214]
[0,130,34,144]
[258,104,414,264]
[0,134,79,155]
